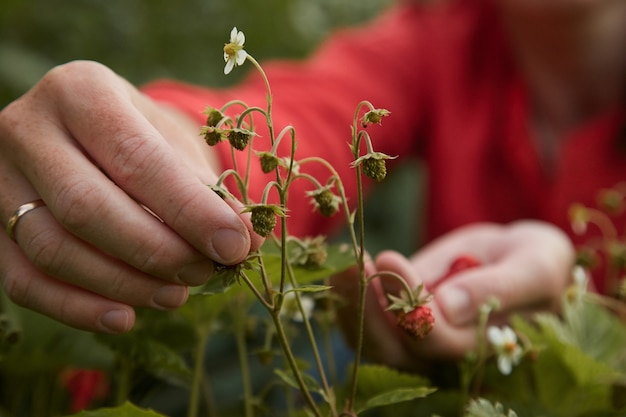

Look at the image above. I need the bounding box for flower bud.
[360,108,390,128]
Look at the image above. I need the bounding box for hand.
[332,220,575,370]
[0,61,263,333]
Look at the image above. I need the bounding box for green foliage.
[352,364,435,414]
[0,0,392,108]
[465,398,518,417]
[66,402,167,417]
[481,295,626,417]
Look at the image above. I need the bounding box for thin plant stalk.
[233,297,255,417]
[188,325,211,417]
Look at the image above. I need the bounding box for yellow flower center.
[504,341,517,354]
[224,43,240,57]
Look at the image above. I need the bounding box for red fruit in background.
[447,254,481,275]
[396,305,435,339]
[59,368,109,412]
[429,254,482,291]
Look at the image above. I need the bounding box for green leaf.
[355,363,431,395]
[465,398,518,417]
[97,333,191,387]
[274,368,322,393]
[258,239,355,287]
[562,297,626,367]
[356,387,436,413]
[351,363,435,412]
[65,401,167,416]
[285,285,333,294]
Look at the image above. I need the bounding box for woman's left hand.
[332,220,575,370]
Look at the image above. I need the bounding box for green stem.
[246,55,275,149]
[270,311,323,417]
[345,158,367,414]
[285,260,338,417]
[366,271,420,306]
[188,326,210,417]
[234,299,255,417]
[116,356,132,405]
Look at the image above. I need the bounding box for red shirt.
[143,1,625,293]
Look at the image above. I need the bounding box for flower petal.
[498,356,512,375]
[501,326,517,343]
[236,31,245,46]
[230,27,238,42]
[235,50,247,66]
[487,326,504,346]
[224,59,235,75]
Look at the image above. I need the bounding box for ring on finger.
[6,199,46,243]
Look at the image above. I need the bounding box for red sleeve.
[142,4,432,238]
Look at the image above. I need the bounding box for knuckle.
[107,130,163,188]
[38,60,111,99]
[129,238,176,278]
[2,271,33,309]
[54,179,109,232]
[25,227,66,276]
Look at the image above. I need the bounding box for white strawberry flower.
[223,27,248,74]
[487,325,523,375]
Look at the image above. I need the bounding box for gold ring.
[6,199,46,243]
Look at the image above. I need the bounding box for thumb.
[331,253,417,367]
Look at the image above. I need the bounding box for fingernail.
[153,285,189,309]
[178,260,215,285]
[211,228,248,264]
[99,310,131,333]
[436,286,472,326]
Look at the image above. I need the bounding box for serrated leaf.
[356,363,431,395]
[465,398,518,417]
[97,333,191,387]
[350,363,434,412]
[65,401,167,416]
[562,298,626,366]
[259,245,354,288]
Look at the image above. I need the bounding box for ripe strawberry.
[447,254,481,275]
[429,254,482,291]
[396,305,435,339]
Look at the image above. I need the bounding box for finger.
[53,63,255,262]
[376,251,476,360]
[0,238,135,334]
[331,257,417,368]
[406,223,505,287]
[7,62,247,286]
[434,222,574,327]
[13,206,189,309]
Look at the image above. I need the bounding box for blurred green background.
[0,0,422,255]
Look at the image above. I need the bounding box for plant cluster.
[1,28,626,417]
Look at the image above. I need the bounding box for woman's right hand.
[0,60,263,333]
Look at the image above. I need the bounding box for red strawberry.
[396,305,435,339]
[447,254,481,275]
[59,368,109,412]
[429,254,481,291]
